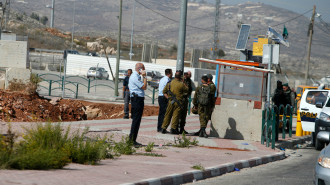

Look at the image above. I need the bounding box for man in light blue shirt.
[157,69,172,132]
[128,63,147,146]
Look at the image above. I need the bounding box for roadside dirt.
[0,90,159,122]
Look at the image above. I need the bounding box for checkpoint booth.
[199,58,274,141]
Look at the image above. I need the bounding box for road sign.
[235,24,251,50]
[253,38,269,56]
[267,27,289,47]
[262,44,279,64]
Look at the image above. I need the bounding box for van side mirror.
[316,102,324,108]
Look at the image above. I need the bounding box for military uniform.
[179,78,193,133]
[161,79,188,133]
[193,83,215,137]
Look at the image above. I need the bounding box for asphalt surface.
[186,147,320,185]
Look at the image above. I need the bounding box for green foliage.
[113,136,135,155]
[40,16,48,25]
[7,148,70,170]
[136,152,164,157]
[170,44,177,54]
[30,73,42,85]
[30,12,40,21]
[0,124,16,168]
[16,14,23,21]
[144,142,154,152]
[0,123,115,169]
[192,163,205,171]
[66,129,108,165]
[174,133,198,148]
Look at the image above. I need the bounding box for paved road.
[186,147,319,185]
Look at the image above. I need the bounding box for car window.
[89,67,96,70]
[147,72,152,76]
[305,91,328,105]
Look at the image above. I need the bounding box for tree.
[40,16,48,25]
[30,12,40,21]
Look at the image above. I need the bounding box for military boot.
[199,128,208,138]
[179,126,189,134]
[170,128,180,135]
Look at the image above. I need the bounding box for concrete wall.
[0,40,28,69]
[210,98,263,141]
[5,68,31,89]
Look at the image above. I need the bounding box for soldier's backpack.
[197,85,210,106]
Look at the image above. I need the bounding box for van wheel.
[315,138,324,150]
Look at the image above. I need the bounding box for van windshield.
[326,98,330,107]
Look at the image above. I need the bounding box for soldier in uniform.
[193,75,215,138]
[178,71,193,134]
[161,71,188,134]
[207,74,217,115]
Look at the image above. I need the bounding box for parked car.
[63,49,79,59]
[87,67,109,80]
[314,92,330,150]
[146,70,162,82]
[315,143,330,184]
[86,52,98,57]
[149,76,163,89]
[299,89,330,148]
[118,69,127,81]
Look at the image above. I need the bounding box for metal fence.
[261,104,293,149]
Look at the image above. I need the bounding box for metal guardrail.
[261,104,293,149]
[37,73,160,103]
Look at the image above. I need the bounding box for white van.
[299,89,330,148]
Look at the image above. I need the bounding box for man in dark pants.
[123,69,132,119]
[128,63,147,146]
[178,71,193,134]
[157,68,173,132]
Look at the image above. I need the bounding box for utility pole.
[50,0,55,28]
[115,0,122,97]
[129,0,135,60]
[176,0,188,72]
[71,0,75,51]
[212,0,220,60]
[304,5,316,85]
[4,0,9,31]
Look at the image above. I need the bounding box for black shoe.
[193,129,201,136]
[133,141,142,147]
[170,128,180,135]
[157,129,162,132]
[199,128,208,138]
[123,116,129,119]
[180,129,189,134]
[161,129,169,134]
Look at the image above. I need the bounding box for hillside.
[7,0,330,78]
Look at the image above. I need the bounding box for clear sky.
[220,0,330,22]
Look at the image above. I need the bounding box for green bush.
[113,136,135,155]
[7,148,70,170]
[174,133,198,148]
[67,129,108,165]
[145,142,154,152]
[0,123,115,169]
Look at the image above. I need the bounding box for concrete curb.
[275,135,312,149]
[121,152,286,185]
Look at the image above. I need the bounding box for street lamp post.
[176,0,188,72]
[114,0,123,97]
[71,0,75,51]
[129,0,136,60]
